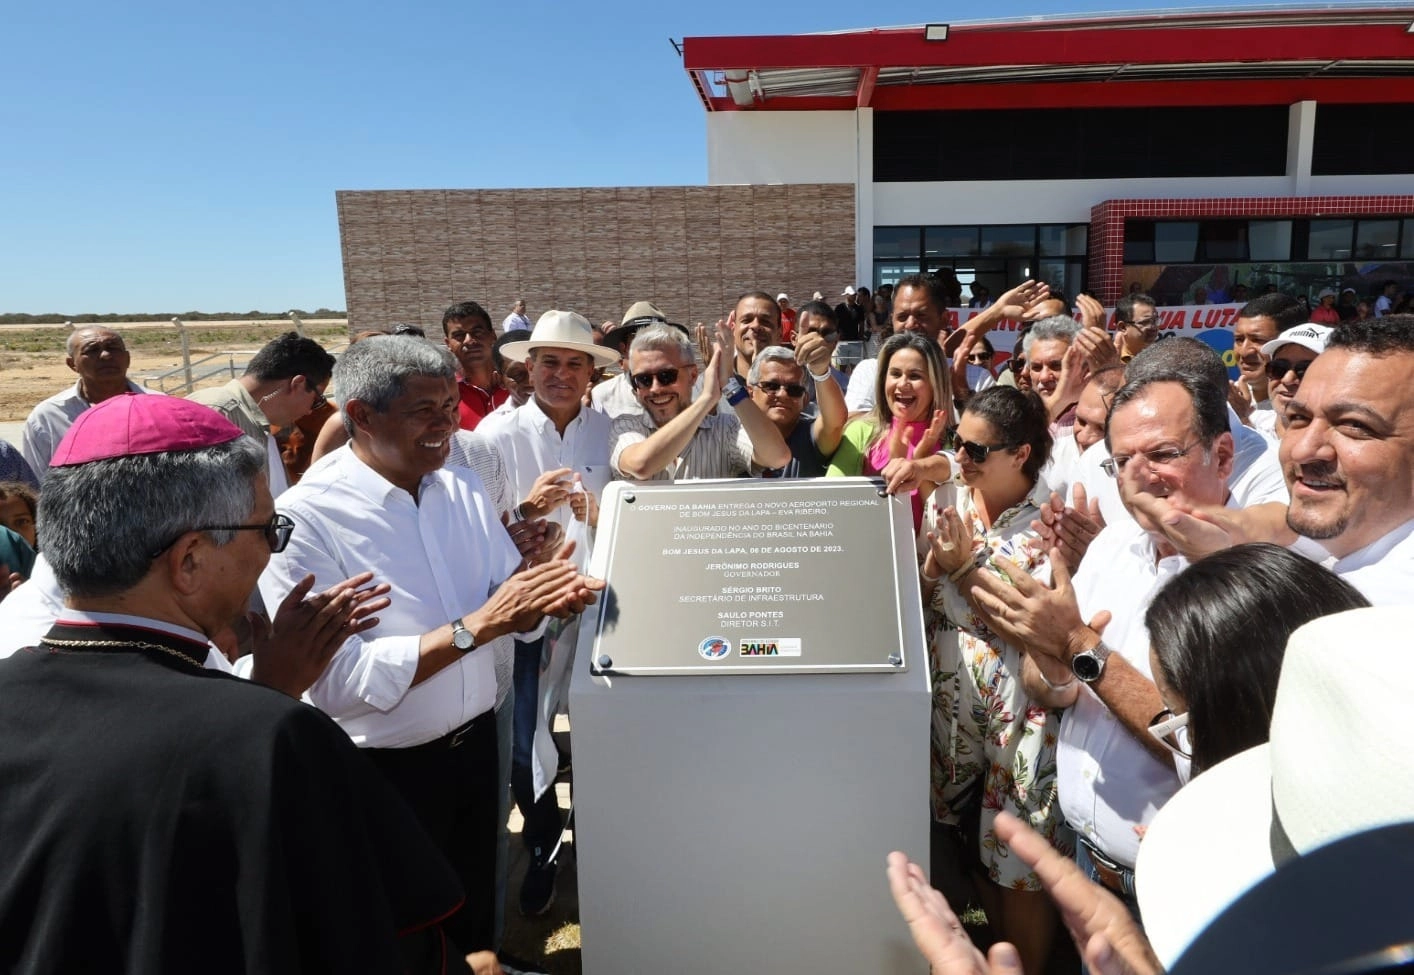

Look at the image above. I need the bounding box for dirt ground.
[0,320,350,421]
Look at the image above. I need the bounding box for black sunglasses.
[1266,358,1313,381]
[391,323,427,338]
[630,368,681,390]
[966,353,992,365]
[755,379,807,398]
[948,428,1019,464]
[148,513,295,559]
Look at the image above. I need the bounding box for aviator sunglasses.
[755,380,807,398]
[947,427,1019,464]
[631,367,681,390]
[1265,358,1313,381]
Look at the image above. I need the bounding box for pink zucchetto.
[49,393,244,467]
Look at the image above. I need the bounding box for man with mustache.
[1122,317,1414,607]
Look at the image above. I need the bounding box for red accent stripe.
[395,895,465,938]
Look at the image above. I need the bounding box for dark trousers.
[365,711,499,955]
[511,636,563,861]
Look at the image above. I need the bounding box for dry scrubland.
[0,320,350,420]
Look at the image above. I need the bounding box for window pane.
[1308,220,1353,260]
[980,225,1036,258]
[1355,220,1400,260]
[874,227,921,259]
[1124,220,1155,264]
[1249,221,1293,261]
[1199,221,1247,262]
[1405,220,1414,259]
[873,260,918,289]
[925,226,979,257]
[1038,224,1089,256]
[1155,222,1199,263]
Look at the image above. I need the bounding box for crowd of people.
[0,277,1412,974]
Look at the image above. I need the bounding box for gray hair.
[628,324,696,364]
[39,436,267,598]
[1106,337,1230,451]
[335,334,457,436]
[1021,315,1083,356]
[747,346,801,385]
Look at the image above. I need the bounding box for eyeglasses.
[1265,358,1313,381]
[1100,440,1202,478]
[815,329,839,341]
[966,353,992,365]
[149,513,296,559]
[391,323,427,338]
[948,429,1019,464]
[309,388,328,411]
[755,380,807,398]
[630,367,681,390]
[1123,317,1158,330]
[1010,358,1026,373]
[1148,708,1192,759]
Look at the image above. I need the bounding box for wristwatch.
[451,618,476,653]
[1071,641,1113,684]
[724,376,749,406]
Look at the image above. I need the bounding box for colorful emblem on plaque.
[698,636,731,660]
[739,637,802,657]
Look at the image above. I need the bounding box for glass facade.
[873,224,1088,304]
[1122,216,1414,305]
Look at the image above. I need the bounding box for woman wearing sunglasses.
[825,332,952,530]
[916,385,1058,975]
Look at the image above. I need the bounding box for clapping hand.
[250,571,392,697]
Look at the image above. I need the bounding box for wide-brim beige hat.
[498,310,619,367]
[1136,606,1414,968]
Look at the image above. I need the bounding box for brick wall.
[337,185,857,333]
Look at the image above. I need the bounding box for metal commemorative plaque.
[586,477,921,675]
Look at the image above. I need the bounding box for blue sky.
[3,0,1264,313]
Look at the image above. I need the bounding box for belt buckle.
[449,723,472,749]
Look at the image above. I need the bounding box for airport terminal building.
[338,6,1414,329]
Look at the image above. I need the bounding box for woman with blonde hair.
[826,331,951,529]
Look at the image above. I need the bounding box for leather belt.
[1080,838,1135,897]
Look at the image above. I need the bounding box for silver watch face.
[1072,651,1103,683]
[452,623,474,650]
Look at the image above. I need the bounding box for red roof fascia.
[703,77,1414,113]
[681,23,1412,72]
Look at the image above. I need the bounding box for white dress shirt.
[480,397,610,571]
[1061,518,1188,868]
[1291,517,1414,607]
[590,371,644,419]
[844,358,878,413]
[259,446,525,749]
[21,380,155,482]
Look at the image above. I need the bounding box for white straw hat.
[1136,606,1414,967]
[497,310,619,368]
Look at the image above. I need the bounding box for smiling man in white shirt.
[481,310,619,916]
[968,355,1236,918]
[258,335,603,972]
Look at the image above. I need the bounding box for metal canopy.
[681,6,1414,111]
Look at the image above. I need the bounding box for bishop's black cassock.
[0,621,466,974]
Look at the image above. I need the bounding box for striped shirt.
[609,411,751,481]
